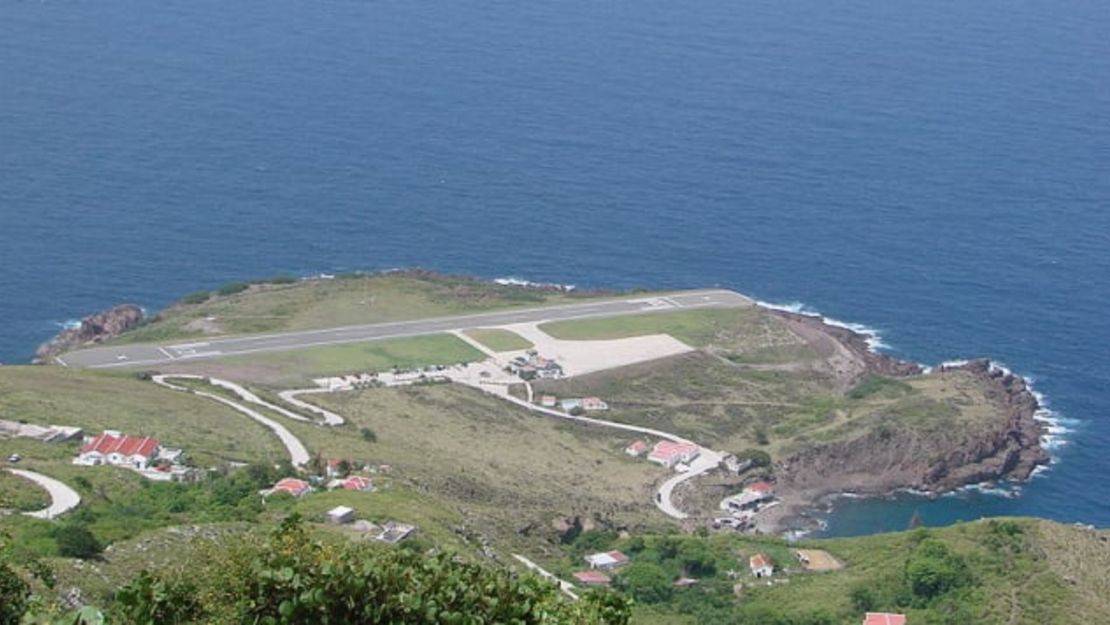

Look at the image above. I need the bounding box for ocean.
[1,0,1108,536]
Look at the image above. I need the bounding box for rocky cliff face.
[33,304,144,363]
[778,358,1049,498]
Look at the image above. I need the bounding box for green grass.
[0,469,50,511]
[463,328,533,352]
[205,333,486,384]
[111,272,619,346]
[281,384,670,551]
[0,367,286,466]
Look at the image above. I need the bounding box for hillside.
[0,273,1067,623]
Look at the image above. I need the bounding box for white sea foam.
[754,300,890,352]
[54,320,82,330]
[493,277,576,291]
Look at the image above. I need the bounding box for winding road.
[152,375,311,467]
[4,468,81,520]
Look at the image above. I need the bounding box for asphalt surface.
[59,289,750,369]
[5,468,81,520]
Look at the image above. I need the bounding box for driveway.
[5,468,81,520]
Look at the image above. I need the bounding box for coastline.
[750,300,1055,537]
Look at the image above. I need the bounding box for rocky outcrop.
[777,358,1049,499]
[34,304,144,363]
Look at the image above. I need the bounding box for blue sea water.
[1,0,1108,536]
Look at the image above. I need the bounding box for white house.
[584,550,630,570]
[647,441,700,468]
[74,431,161,469]
[749,554,774,578]
[325,505,355,525]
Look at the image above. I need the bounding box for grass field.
[463,328,533,352]
[531,352,1001,463]
[0,469,50,511]
[112,272,619,346]
[179,333,487,385]
[539,308,817,364]
[0,366,286,466]
[281,384,671,550]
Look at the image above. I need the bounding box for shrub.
[181,292,211,305]
[54,524,102,560]
[215,282,250,297]
[617,562,672,604]
[736,448,772,468]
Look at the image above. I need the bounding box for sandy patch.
[794,549,842,571]
[495,323,695,377]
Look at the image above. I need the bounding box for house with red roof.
[572,570,611,586]
[863,614,906,625]
[749,553,774,578]
[340,475,374,492]
[74,431,161,469]
[582,397,608,411]
[647,441,700,468]
[264,477,313,498]
[624,440,649,457]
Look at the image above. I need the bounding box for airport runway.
[58,289,750,369]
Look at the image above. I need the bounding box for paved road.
[59,289,750,369]
[5,468,81,520]
[512,554,579,600]
[152,375,311,467]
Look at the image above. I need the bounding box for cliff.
[33,304,144,364]
[778,358,1049,498]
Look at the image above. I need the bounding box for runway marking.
[54,356,68,368]
[157,347,176,360]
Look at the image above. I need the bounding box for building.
[508,353,563,380]
[582,397,608,411]
[572,570,611,586]
[540,395,557,408]
[74,431,160,469]
[325,505,355,525]
[264,477,312,498]
[721,481,775,512]
[375,521,417,544]
[749,554,773,578]
[339,475,374,492]
[560,398,583,413]
[625,440,649,457]
[584,550,629,570]
[647,441,701,468]
[863,614,907,625]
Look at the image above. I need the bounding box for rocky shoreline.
[756,313,1050,535]
[33,304,144,364]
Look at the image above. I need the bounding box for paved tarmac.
[59,289,750,369]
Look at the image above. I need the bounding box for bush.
[904,539,973,601]
[267,275,297,285]
[112,516,631,624]
[849,375,913,400]
[54,524,102,560]
[181,292,211,305]
[617,562,672,604]
[215,282,250,297]
[736,448,772,469]
[359,427,377,443]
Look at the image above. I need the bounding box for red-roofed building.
[749,553,774,578]
[625,440,649,457]
[265,477,312,498]
[647,441,700,468]
[341,476,374,492]
[572,570,611,586]
[75,431,161,469]
[584,550,630,570]
[863,614,907,625]
[746,481,772,495]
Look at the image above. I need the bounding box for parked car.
[7,453,21,463]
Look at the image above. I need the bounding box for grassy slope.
[572,518,1105,624]
[0,470,50,511]
[463,328,534,352]
[196,333,487,385]
[284,384,669,550]
[0,366,286,466]
[112,273,615,346]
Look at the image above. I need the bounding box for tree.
[359,427,377,443]
[736,448,772,469]
[54,524,102,560]
[904,539,972,601]
[617,562,672,604]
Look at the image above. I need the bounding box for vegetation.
[0,367,285,467]
[111,272,614,346]
[203,334,486,384]
[848,375,914,400]
[463,328,533,352]
[0,472,50,512]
